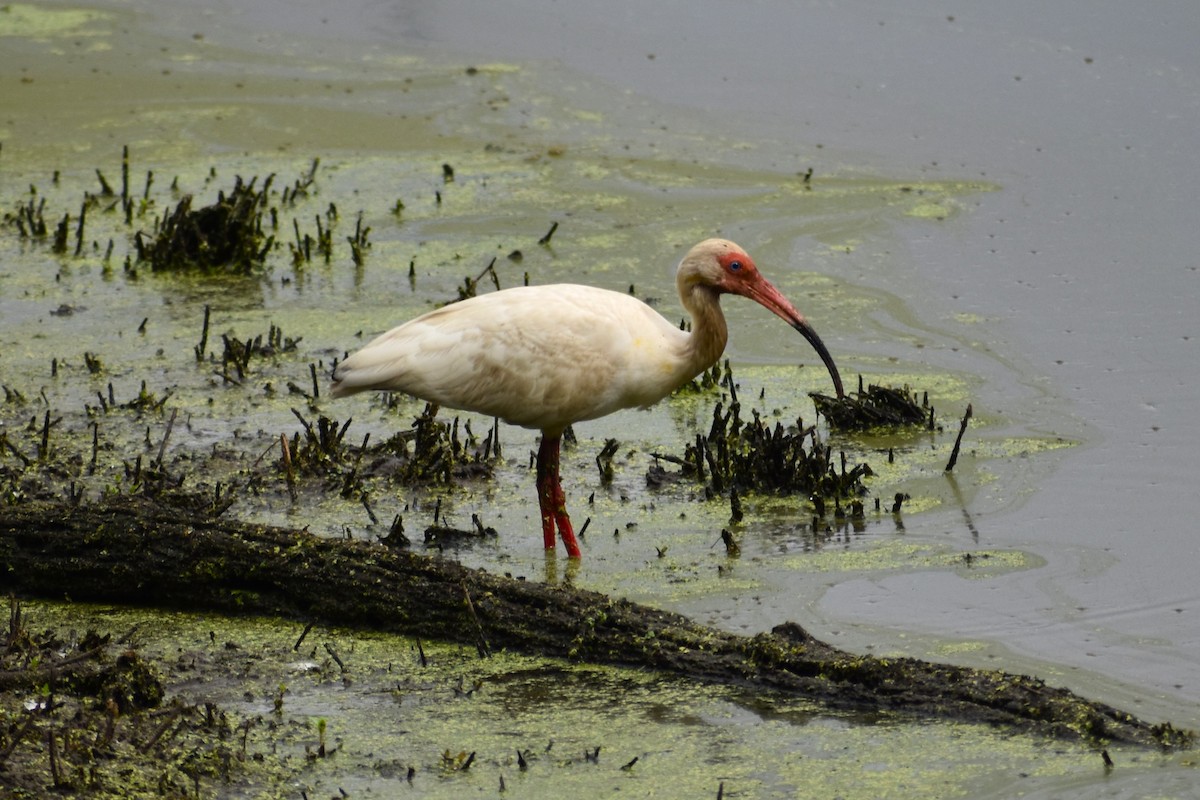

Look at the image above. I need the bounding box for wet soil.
[1,495,1188,759]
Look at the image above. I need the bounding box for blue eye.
[728,260,743,271]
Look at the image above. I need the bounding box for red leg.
[536,434,582,558]
[549,474,581,559]
[535,437,558,550]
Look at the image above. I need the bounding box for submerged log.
[0,495,1189,749]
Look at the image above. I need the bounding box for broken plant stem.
[154,408,178,469]
[944,404,973,472]
[194,305,211,362]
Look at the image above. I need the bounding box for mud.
[2,493,1191,796]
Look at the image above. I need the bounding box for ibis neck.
[680,283,729,375]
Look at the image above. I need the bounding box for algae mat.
[4,2,1187,798]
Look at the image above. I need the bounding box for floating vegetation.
[282,410,354,480]
[86,380,172,416]
[424,511,499,549]
[537,220,559,245]
[674,358,734,396]
[280,406,498,496]
[811,377,931,431]
[288,213,333,266]
[655,364,875,510]
[135,175,274,273]
[6,193,49,238]
[944,403,974,472]
[2,149,393,308]
[652,397,871,509]
[346,211,371,267]
[51,211,71,254]
[366,404,498,486]
[2,147,950,540]
[454,257,501,301]
[0,597,287,797]
[595,438,620,486]
[5,138,1184,800]
[219,323,303,382]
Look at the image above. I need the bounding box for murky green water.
[2,2,1195,797]
[17,600,1194,799]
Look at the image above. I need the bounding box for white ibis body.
[331,238,844,558]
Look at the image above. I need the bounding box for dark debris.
[811,379,931,431]
[135,175,274,273]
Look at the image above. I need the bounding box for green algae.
[0,3,112,39]
[0,145,1029,543]
[0,5,1122,796]
[5,599,1193,800]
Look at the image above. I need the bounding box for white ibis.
[331,238,844,558]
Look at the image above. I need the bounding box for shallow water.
[372,0,1200,722]
[2,1,1199,796]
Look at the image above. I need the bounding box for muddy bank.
[1,494,1189,755]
